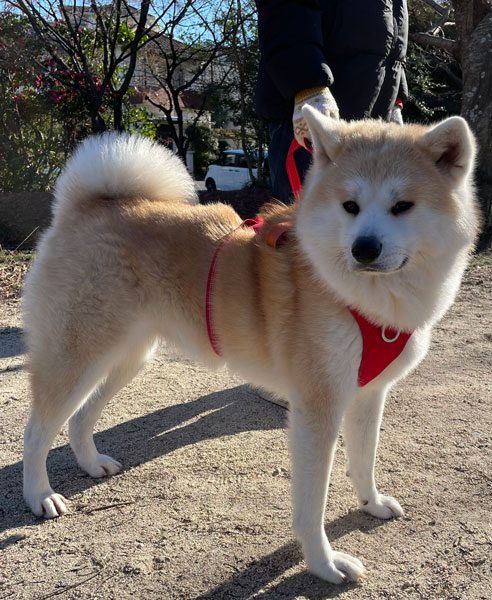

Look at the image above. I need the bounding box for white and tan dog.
[22,107,479,583]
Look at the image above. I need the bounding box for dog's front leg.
[344,387,403,519]
[289,404,365,583]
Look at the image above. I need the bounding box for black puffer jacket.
[255,0,408,122]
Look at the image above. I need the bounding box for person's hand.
[293,86,339,149]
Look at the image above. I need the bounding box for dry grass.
[0,248,33,301]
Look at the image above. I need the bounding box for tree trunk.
[91,110,107,134]
[113,99,125,132]
[453,1,492,249]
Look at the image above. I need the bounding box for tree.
[185,123,219,177]
[5,0,169,132]
[228,0,268,185]
[139,0,236,159]
[405,1,461,122]
[453,0,492,248]
[409,0,492,248]
[212,0,269,187]
[0,9,161,192]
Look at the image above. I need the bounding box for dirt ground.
[0,257,491,600]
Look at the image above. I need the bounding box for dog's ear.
[301,105,341,164]
[420,116,476,183]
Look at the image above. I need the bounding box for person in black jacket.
[256,0,408,203]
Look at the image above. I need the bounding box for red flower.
[48,90,63,103]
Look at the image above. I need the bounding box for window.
[223,153,236,166]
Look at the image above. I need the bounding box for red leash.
[286,138,312,201]
[262,139,312,248]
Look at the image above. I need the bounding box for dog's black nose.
[351,236,382,264]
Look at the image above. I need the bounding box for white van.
[204,150,258,191]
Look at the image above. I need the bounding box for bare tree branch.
[422,0,447,15]
[428,6,452,34]
[409,31,458,55]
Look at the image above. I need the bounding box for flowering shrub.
[0,13,70,190]
[0,13,155,191]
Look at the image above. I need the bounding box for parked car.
[205,150,263,191]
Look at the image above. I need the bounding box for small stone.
[272,467,287,476]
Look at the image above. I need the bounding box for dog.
[22,106,479,583]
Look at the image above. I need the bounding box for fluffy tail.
[53,132,198,218]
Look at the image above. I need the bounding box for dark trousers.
[268,120,312,204]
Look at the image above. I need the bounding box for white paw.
[80,453,122,478]
[361,494,403,519]
[308,550,365,583]
[25,490,68,519]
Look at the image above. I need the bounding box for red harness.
[205,139,412,386]
[349,309,412,386]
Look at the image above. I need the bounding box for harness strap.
[265,221,293,248]
[206,217,263,357]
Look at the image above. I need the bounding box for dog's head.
[296,107,480,328]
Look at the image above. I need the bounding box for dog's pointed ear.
[301,105,341,164]
[420,116,476,183]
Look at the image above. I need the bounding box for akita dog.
[22,107,479,583]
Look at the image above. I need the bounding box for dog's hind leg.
[24,357,116,519]
[289,399,365,583]
[344,387,403,519]
[69,335,156,478]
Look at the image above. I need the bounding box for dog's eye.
[391,201,414,216]
[342,201,360,215]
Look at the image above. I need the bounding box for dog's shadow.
[1,384,387,598]
[195,520,377,600]
[0,326,24,359]
[0,385,284,538]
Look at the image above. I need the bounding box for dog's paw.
[79,453,122,478]
[361,494,403,519]
[308,551,365,583]
[25,490,68,519]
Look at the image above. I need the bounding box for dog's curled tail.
[53,132,198,218]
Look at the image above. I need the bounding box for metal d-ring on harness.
[381,327,401,343]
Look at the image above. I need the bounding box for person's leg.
[268,121,312,204]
